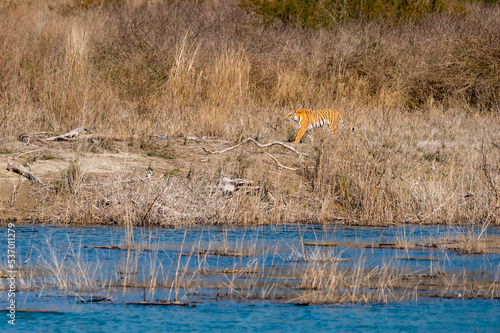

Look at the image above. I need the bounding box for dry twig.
[264,152,298,171]
[202,137,307,156]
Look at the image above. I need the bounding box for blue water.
[5,299,500,332]
[5,224,498,281]
[1,224,499,332]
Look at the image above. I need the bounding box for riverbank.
[0,0,499,226]
[1,109,499,227]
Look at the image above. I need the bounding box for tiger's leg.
[294,126,308,144]
[329,122,339,140]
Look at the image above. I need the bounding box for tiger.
[285,108,352,144]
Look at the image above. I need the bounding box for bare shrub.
[1,1,498,140]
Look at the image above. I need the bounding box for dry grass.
[1,122,500,226]
[0,0,499,226]
[0,0,498,139]
[297,259,418,304]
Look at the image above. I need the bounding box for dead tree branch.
[44,128,85,141]
[202,137,307,156]
[7,162,44,185]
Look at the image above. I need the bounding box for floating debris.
[303,242,338,247]
[78,297,112,304]
[126,301,190,306]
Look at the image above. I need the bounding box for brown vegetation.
[0,0,500,226]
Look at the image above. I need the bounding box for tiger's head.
[285,109,303,123]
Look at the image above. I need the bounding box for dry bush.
[46,164,314,226]
[303,106,500,225]
[6,107,494,227]
[1,0,500,226]
[3,103,500,226]
[0,0,498,141]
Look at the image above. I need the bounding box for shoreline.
[1,132,500,227]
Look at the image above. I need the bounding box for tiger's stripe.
[285,108,351,144]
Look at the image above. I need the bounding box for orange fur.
[285,108,347,144]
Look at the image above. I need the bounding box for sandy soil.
[0,138,197,210]
[0,135,310,222]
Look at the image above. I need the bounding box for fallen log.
[6,162,43,185]
[126,301,189,306]
[44,128,85,141]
